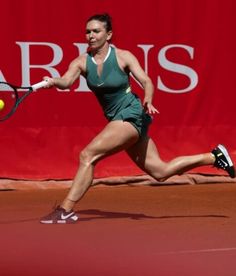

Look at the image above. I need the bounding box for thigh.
[84,120,139,161]
[126,136,165,173]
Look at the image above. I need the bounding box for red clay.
[1,183,236,275]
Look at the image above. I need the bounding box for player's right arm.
[44,54,86,89]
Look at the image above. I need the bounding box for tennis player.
[40,13,235,224]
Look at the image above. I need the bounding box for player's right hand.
[43,76,55,88]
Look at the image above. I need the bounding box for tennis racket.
[0,80,48,121]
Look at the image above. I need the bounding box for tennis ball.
[0,99,5,110]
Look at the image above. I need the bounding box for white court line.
[158,247,236,255]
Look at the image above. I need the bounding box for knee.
[147,166,169,182]
[79,148,98,166]
[151,172,167,182]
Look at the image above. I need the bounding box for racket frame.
[0,80,47,121]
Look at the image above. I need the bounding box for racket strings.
[0,82,18,120]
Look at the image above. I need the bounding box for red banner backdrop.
[0,0,235,179]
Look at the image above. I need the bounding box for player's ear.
[107,31,113,41]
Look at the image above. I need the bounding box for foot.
[40,206,79,224]
[212,144,235,178]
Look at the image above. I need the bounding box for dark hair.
[86,13,112,32]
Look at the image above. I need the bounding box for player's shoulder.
[114,47,136,64]
[71,53,87,64]
[69,53,87,71]
[114,47,133,57]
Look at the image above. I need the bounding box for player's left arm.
[120,50,159,115]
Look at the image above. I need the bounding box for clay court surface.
[1,181,236,276]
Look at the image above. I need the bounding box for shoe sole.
[40,220,78,224]
[40,220,66,224]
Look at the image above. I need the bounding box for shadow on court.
[77,208,229,221]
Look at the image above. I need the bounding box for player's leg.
[41,120,139,223]
[126,137,215,182]
[61,120,139,210]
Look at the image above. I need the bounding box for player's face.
[86,20,112,50]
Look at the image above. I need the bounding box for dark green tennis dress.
[86,46,152,137]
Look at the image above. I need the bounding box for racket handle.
[31,80,48,91]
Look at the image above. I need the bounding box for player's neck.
[91,43,111,64]
[92,43,110,56]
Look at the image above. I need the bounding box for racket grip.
[31,80,48,91]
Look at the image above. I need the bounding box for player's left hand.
[143,102,160,115]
